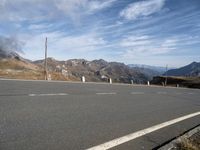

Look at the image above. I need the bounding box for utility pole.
[44,37,48,80]
[165,64,168,86]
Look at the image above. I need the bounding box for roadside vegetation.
[175,137,200,150]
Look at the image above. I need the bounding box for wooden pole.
[44,37,48,80]
[165,64,168,86]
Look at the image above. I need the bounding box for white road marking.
[131,92,144,95]
[86,111,200,150]
[29,93,68,97]
[175,92,182,95]
[157,91,167,94]
[96,92,116,95]
[188,92,194,95]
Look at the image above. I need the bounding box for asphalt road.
[0,79,199,150]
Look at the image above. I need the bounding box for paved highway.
[0,79,199,150]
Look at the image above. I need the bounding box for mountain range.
[0,50,151,83]
[33,58,149,83]
[0,50,199,84]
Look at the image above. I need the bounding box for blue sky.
[0,0,200,67]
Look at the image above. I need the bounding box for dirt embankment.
[151,76,200,89]
[158,126,200,150]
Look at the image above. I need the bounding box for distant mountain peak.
[128,64,168,73]
[164,62,200,77]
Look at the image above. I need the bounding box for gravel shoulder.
[158,125,200,150]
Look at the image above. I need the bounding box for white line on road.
[29,93,68,97]
[157,91,167,94]
[188,92,194,95]
[175,92,182,95]
[131,92,144,95]
[96,92,116,95]
[86,111,200,150]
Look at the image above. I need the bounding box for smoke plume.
[0,36,24,58]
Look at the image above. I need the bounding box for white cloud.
[120,34,200,63]
[160,39,177,50]
[51,33,106,52]
[0,0,51,22]
[174,35,200,46]
[22,31,107,60]
[0,0,116,23]
[0,0,6,7]
[120,0,166,20]
[28,24,51,30]
[55,0,87,21]
[87,0,117,13]
[56,0,116,22]
[120,35,152,47]
[120,35,179,60]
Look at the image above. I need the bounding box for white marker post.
[82,76,85,83]
[147,81,150,86]
[109,78,112,84]
[47,74,51,81]
[131,80,133,85]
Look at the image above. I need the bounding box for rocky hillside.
[164,62,200,77]
[128,65,162,80]
[0,48,149,83]
[1,48,199,85]
[0,49,43,80]
[33,58,148,83]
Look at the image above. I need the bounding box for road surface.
[0,79,199,150]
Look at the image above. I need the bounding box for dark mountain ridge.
[164,62,200,77]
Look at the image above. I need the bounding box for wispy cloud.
[120,35,179,59]
[87,0,117,13]
[120,0,166,20]
[28,24,54,31]
[0,0,200,67]
[56,0,117,22]
[0,0,116,23]
[0,0,6,7]
[22,31,107,60]
[0,0,51,22]
[120,34,200,64]
[120,35,152,47]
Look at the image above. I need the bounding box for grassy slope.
[0,59,77,81]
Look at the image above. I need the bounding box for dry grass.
[172,76,200,82]
[0,59,39,70]
[49,72,78,81]
[0,69,79,81]
[175,134,200,150]
[0,70,44,80]
[0,59,81,81]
